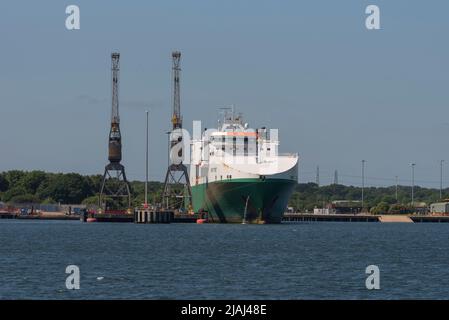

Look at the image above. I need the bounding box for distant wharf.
[3,211,449,223]
[282,213,449,223]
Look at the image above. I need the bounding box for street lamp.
[440,160,444,200]
[144,110,149,208]
[361,160,366,211]
[395,175,398,202]
[410,163,416,207]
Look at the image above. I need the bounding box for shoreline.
[282,213,449,223]
[0,213,79,221]
[2,212,449,223]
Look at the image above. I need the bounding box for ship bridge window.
[221,136,226,151]
[244,137,248,156]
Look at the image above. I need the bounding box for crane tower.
[161,51,192,211]
[99,52,131,211]
[171,51,182,129]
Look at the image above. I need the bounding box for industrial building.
[430,201,449,215]
[330,200,363,214]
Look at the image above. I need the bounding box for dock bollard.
[134,209,172,224]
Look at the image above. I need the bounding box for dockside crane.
[99,52,131,212]
[161,51,192,211]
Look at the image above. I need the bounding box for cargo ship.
[189,108,298,223]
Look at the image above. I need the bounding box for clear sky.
[1,0,449,188]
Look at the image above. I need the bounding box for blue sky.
[1,0,449,188]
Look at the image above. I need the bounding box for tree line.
[291,182,445,212]
[0,171,445,211]
[0,170,163,206]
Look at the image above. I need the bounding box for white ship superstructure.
[189,108,298,223]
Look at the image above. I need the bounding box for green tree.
[4,170,25,188]
[370,202,390,215]
[2,186,27,202]
[0,173,9,192]
[85,175,103,194]
[388,203,412,214]
[82,195,99,205]
[19,171,48,195]
[37,173,92,204]
[10,194,40,203]
[41,197,56,204]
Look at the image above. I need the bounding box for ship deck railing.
[278,152,298,157]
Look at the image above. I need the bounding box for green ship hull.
[191,178,296,223]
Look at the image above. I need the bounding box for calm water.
[1,220,449,299]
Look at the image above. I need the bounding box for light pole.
[395,175,398,202]
[144,110,149,208]
[440,160,444,200]
[411,163,416,207]
[361,160,366,211]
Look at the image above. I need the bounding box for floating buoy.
[196,218,208,224]
[86,217,97,223]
